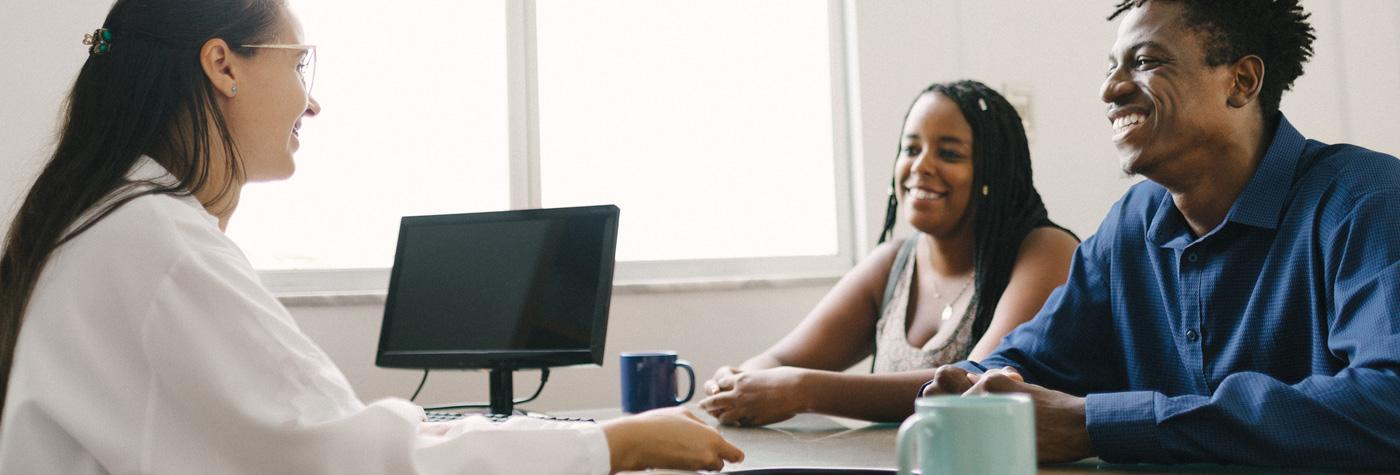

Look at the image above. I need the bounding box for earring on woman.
[231,82,238,97]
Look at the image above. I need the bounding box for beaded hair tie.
[82,28,112,55]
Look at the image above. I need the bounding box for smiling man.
[916,0,1400,469]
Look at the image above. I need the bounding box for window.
[535,0,840,263]
[226,1,510,272]
[229,0,855,294]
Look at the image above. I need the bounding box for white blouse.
[0,158,609,474]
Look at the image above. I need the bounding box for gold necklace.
[933,276,974,321]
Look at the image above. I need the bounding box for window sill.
[274,273,842,307]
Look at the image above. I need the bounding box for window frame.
[260,0,859,296]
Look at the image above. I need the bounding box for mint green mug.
[896,394,1036,475]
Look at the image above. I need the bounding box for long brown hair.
[0,0,285,415]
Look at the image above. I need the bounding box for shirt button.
[1186,329,1199,342]
[1187,253,1199,263]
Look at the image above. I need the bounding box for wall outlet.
[1000,82,1034,144]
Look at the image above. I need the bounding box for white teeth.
[908,189,946,200]
[1112,114,1146,131]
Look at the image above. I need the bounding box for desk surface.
[562,409,1397,474]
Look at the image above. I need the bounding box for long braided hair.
[878,80,1070,344]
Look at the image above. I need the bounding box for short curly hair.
[1109,0,1316,119]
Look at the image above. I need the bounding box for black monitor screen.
[376,205,618,369]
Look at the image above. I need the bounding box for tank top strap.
[880,235,921,317]
[870,234,920,372]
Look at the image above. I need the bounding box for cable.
[419,368,552,411]
[410,368,429,402]
[513,368,550,405]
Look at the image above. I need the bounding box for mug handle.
[896,412,939,475]
[674,359,696,404]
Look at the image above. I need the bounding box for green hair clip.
[82,28,112,55]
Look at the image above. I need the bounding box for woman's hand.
[702,365,743,397]
[601,406,744,473]
[698,366,812,426]
[918,364,1021,397]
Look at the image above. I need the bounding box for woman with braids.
[0,1,741,472]
[699,80,1079,425]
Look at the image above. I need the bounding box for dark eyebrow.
[1109,40,1165,62]
[905,134,967,146]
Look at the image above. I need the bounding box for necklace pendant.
[941,305,953,321]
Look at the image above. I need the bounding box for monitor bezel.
[375,204,619,370]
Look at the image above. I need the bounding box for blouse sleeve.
[137,247,610,474]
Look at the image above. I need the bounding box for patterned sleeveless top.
[872,236,976,373]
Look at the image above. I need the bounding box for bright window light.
[226,1,510,270]
[535,0,839,262]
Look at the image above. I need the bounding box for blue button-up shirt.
[957,115,1400,468]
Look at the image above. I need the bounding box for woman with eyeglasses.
[700,80,1080,425]
[0,1,741,473]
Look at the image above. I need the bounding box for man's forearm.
[1085,369,1400,469]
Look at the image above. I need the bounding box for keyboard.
[423,411,595,424]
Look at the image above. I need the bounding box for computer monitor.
[375,205,619,414]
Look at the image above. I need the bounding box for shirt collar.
[1146,114,1307,249]
[127,156,221,228]
[127,155,180,186]
[1147,196,1193,250]
[1223,114,1306,230]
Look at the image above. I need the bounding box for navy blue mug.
[620,351,696,414]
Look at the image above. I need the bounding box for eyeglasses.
[240,44,317,94]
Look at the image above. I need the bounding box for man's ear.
[1227,55,1264,109]
[200,38,239,98]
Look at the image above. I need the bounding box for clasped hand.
[921,365,1094,463]
[698,366,810,426]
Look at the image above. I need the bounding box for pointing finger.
[717,438,745,463]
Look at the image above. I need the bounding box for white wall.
[0,1,104,226]
[850,0,1131,241]
[3,0,1398,411]
[849,0,1400,245]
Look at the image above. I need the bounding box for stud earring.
[231,82,238,97]
[982,185,990,196]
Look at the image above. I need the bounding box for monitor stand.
[422,366,539,416]
[488,367,515,415]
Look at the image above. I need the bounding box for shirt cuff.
[1085,391,1169,464]
[574,423,612,475]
